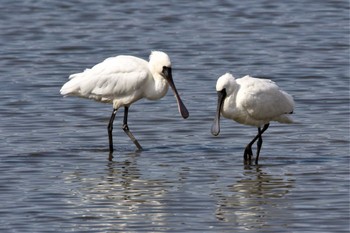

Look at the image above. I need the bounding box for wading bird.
[211,73,294,164]
[60,51,189,157]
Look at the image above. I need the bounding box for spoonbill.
[211,73,294,164]
[60,51,189,155]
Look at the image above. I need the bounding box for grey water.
[0,0,349,232]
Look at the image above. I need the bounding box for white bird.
[211,73,294,164]
[60,51,189,157]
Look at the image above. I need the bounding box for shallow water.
[0,0,349,232]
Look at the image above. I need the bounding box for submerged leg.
[244,123,270,164]
[122,106,143,150]
[244,132,260,163]
[108,109,118,153]
[244,140,254,164]
[255,123,269,164]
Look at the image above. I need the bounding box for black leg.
[256,127,263,164]
[244,144,253,163]
[244,123,270,164]
[244,131,261,163]
[122,106,143,150]
[108,109,118,153]
[255,123,269,164]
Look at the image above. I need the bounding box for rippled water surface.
[0,1,349,232]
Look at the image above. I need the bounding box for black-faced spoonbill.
[211,73,294,164]
[60,51,189,156]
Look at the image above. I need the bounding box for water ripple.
[0,0,349,232]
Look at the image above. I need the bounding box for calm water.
[0,0,349,232]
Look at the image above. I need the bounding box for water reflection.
[215,166,294,230]
[63,152,169,231]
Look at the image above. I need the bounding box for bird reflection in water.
[63,152,169,231]
[215,165,295,230]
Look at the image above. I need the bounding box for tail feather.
[60,73,84,96]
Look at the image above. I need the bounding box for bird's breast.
[144,77,169,100]
[222,98,268,127]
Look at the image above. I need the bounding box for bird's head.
[149,51,189,119]
[149,51,172,76]
[216,73,236,95]
[211,73,236,136]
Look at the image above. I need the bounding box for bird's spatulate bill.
[211,90,226,136]
[167,76,189,119]
[211,114,220,136]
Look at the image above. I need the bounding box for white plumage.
[60,51,189,157]
[211,73,294,164]
[61,56,150,106]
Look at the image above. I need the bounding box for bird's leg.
[255,127,263,165]
[255,123,269,164]
[108,109,118,153]
[122,106,143,150]
[244,132,261,163]
[244,141,254,164]
[244,123,270,164]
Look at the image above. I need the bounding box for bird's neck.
[145,74,169,100]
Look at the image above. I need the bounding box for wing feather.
[60,56,150,103]
[237,76,294,121]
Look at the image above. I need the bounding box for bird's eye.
[162,66,171,77]
[222,88,227,95]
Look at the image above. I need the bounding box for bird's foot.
[108,152,114,161]
[244,146,253,163]
[255,157,259,165]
